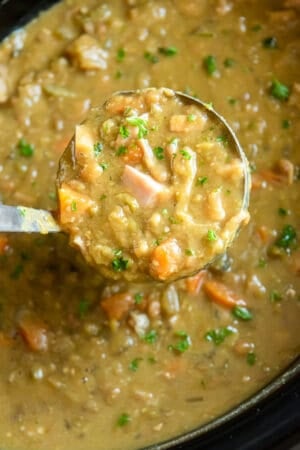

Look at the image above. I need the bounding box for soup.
[0,1,299,449]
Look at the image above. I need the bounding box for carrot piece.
[18,313,48,352]
[163,357,188,379]
[185,270,207,295]
[203,279,243,308]
[58,182,95,225]
[0,235,8,254]
[149,239,182,281]
[101,292,134,321]
[256,225,272,244]
[122,144,143,165]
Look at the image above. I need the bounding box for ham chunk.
[122,165,169,208]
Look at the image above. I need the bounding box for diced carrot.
[149,238,182,281]
[256,225,272,244]
[252,170,285,190]
[58,182,96,225]
[18,313,48,352]
[185,270,208,295]
[101,292,134,321]
[122,144,143,165]
[203,279,243,308]
[0,235,8,254]
[163,357,188,379]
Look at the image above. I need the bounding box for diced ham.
[122,164,169,208]
[172,146,197,218]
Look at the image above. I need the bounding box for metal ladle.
[0,90,250,237]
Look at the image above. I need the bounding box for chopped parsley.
[17,138,35,157]
[224,57,235,68]
[158,46,178,56]
[153,146,164,160]
[18,207,26,217]
[247,352,257,366]
[78,298,89,318]
[93,142,103,156]
[205,326,236,345]
[144,51,159,64]
[216,135,228,145]
[187,114,196,122]
[185,248,195,256]
[251,24,262,32]
[134,293,143,304]
[282,119,291,129]
[258,257,267,268]
[129,358,142,372]
[180,149,192,160]
[278,207,288,217]
[168,331,191,353]
[111,251,129,272]
[207,229,217,241]
[10,264,24,280]
[275,224,297,250]
[119,125,130,138]
[100,162,109,171]
[143,330,158,344]
[115,69,123,79]
[126,117,148,138]
[196,176,208,186]
[232,305,253,321]
[116,47,126,62]
[71,201,77,212]
[270,79,290,101]
[228,97,237,105]
[262,36,278,49]
[117,146,127,156]
[270,290,282,302]
[117,413,131,427]
[203,55,217,75]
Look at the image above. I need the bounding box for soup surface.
[57,87,249,282]
[0,1,299,449]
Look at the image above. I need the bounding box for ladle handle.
[0,204,60,233]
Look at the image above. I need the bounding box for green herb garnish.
[168,331,191,353]
[270,79,290,101]
[216,135,228,145]
[112,251,129,272]
[247,352,256,366]
[158,46,178,56]
[275,224,297,249]
[153,146,164,160]
[71,201,77,212]
[126,117,148,138]
[10,264,24,280]
[129,358,142,372]
[224,58,235,68]
[187,114,196,122]
[143,330,158,344]
[117,413,131,427]
[116,48,126,62]
[100,163,109,171]
[117,146,127,156]
[78,298,89,318]
[205,326,235,345]
[207,229,217,241]
[17,138,35,157]
[134,293,143,304]
[262,36,278,49]
[185,249,195,256]
[196,176,208,186]
[144,51,159,63]
[93,142,103,156]
[119,125,130,138]
[282,119,291,129]
[232,305,253,321]
[203,55,217,75]
[278,207,288,217]
[180,149,192,160]
[270,290,282,302]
